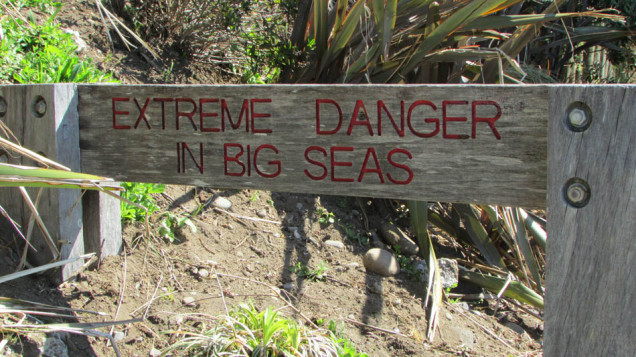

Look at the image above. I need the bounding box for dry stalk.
[344,318,410,339]
[108,248,128,344]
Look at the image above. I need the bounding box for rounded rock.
[183,296,196,307]
[363,248,400,276]
[325,240,345,249]
[212,196,232,209]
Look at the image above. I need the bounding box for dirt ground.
[1,1,543,356]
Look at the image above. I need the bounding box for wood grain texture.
[24,84,85,279]
[0,85,26,227]
[78,84,549,207]
[546,85,635,356]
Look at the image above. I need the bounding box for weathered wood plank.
[78,84,549,207]
[546,85,635,356]
[0,85,27,242]
[23,84,85,279]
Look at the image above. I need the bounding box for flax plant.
[290,0,633,341]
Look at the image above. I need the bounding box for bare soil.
[1,1,543,356]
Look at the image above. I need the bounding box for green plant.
[338,222,368,246]
[249,190,260,202]
[120,182,165,222]
[290,261,328,282]
[393,246,420,280]
[158,211,196,243]
[162,303,349,356]
[0,6,115,84]
[327,320,368,357]
[317,207,335,225]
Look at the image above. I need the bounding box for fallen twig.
[344,318,409,339]
[213,207,281,225]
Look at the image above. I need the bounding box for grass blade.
[320,0,366,73]
[454,204,505,269]
[407,200,441,341]
[459,268,544,309]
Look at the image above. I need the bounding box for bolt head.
[565,102,592,132]
[568,108,587,126]
[563,178,591,208]
[0,97,6,117]
[33,97,47,117]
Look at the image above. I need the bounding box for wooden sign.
[79,85,548,207]
[1,83,634,356]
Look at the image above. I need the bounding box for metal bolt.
[33,97,47,117]
[568,108,587,126]
[563,178,591,208]
[0,97,6,117]
[565,103,592,132]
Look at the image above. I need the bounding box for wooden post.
[546,85,635,356]
[0,84,121,281]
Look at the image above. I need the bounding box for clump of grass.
[290,261,328,282]
[162,303,366,356]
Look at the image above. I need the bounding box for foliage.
[162,303,365,356]
[120,182,165,222]
[338,222,368,245]
[291,0,632,84]
[108,0,299,83]
[158,211,196,243]
[327,320,368,357]
[290,261,328,282]
[0,2,114,84]
[393,246,420,280]
[317,207,335,225]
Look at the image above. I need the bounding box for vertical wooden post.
[546,85,635,356]
[0,84,121,281]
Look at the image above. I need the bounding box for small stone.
[293,230,302,240]
[42,338,68,357]
[183,296,196,306]
[438,258,459,289]
[198,269,209,278]
[246,264,255,273]
[63,29,87,53]
[296,203,304,210]
[257,209,267,218]
[449,326,474,349]
[460,302,470,311]
[113,331,125,343]
[347,262,360,268]
[206,260,218,266]
[379,222,419,255]
[325,240,345,249]
[394,298,402,305]
[446,313,453,320]
[368,281,383,295]
[212,196,232,209]
[169,315,184,325]
[273,232,281,238]
[149,348,161,357]
[283,282,295,291]
[190,267,199,275]
[505,322,525,335]
[363,248,400,276]
[415,261,428,282]
[236,251,244,258]
[371,232,386,249]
